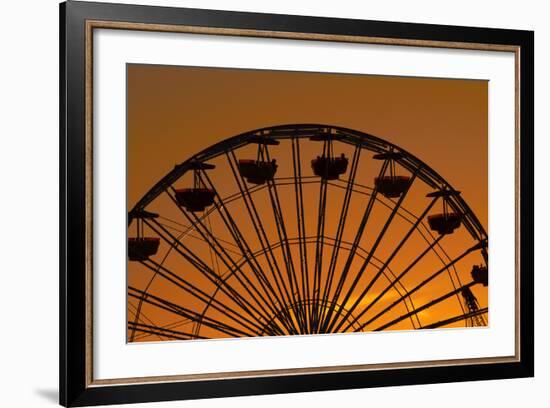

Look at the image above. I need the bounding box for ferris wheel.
[127,124,488,342]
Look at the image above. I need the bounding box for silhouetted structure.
[471,265,488,286]
[461,287,487,327]
[127,124,488,341]
[373,151,412,198]
[310,131,348,180]
[128,211,160,261]
[426,189,463,235]
[175,161,216,212]
[238,137,279,184]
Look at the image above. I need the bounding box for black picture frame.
[60,1,534,406]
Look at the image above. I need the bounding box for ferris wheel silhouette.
[127,124,488,341]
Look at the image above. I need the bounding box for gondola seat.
[374,175,411,198]
[311,155,348,180]
[175,188,216,212]
[427,213,462,235]
[238,159,278,184]
[471,265,488,286]
[128,237,160,261]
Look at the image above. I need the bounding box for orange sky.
[127,64,488,342]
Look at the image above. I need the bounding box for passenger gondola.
[175,161,216,212]
[372,151,411,198]
[426,189,463,235]
[237,135,280,184]
[310,131,348,180]
[128,212,160,261]
[471,265,488,286]
[128,237,160,261]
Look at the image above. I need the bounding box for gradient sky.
[127,64,488,341]
[128,64,487,228]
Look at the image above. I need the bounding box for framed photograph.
[60,1,534,406]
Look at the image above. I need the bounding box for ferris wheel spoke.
[311,176,328,332]
[266,183,306,332]
[144,218,280,332]
[263,147,306,332]
[351,234,444,332]
[394,277,422,328]
[225,151,300,333]
[204,216,222,276]
[327,169,418,333]
[128,326,188,341]
[128,300,165,341]
[373,266,420,329]
[132,318,194,341]
[374,281,477,331]
[333,236,419,330]
[422,307,488,330]
[147,216,288,335]
[355,240,484,331]
[320,158,390,332]
[198,170,299,334]
[291,137,312,331]
[128,321,208,340]
[139,258,270,335]
[414,221,466,318]
[128,287,255,338]
[157,218,241,255]
[318,146,361,332]
[338,195,439,332]
[409,207,467,315]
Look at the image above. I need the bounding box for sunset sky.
[127,64,488,341]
